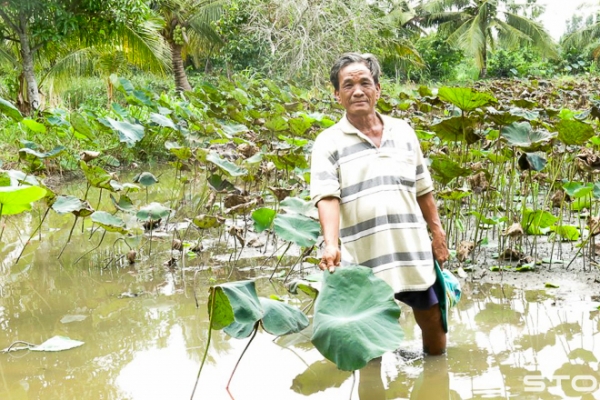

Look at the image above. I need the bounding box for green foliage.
[405,33,464,82]
[311,265,403,371]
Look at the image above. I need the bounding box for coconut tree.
[418,0,558,78]
[152,0,224,92]
[562,4,600,60]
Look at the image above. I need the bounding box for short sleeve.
[310,132,341,204]
[413,130,434,197]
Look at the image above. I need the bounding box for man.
[310,53,449,355]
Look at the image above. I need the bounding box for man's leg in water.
[413,304,446,355]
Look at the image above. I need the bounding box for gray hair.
[330,53,381,91]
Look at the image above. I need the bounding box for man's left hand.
[432,233,449,269]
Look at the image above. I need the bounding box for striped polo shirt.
[310,113,436,293]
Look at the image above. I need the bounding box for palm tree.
[152,0,224,92]
[42,17,170,106]
[562,4,600,61]
[418,0,557,78]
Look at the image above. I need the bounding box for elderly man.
[310,53,449,355]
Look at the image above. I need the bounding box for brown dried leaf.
[224,194,250,209]
[468,172,489,194]
[499,248,523,261]
[588,216,600,237]
[80,151,100,162]
[457,241,475,262]
[502,223,524,239]
[268,186,292,202]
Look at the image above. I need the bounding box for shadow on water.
[3,174,600,399]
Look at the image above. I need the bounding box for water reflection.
[3,175,600,398]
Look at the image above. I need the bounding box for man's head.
[330,53,381,91]
[330,53,381,118]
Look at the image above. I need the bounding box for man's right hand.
[319,243,341,273]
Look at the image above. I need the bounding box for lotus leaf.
[91,211,128,234]
[289,116,313,136]
[311,265,403,371]
[437,87,497,112]
[110,194,135,213]
[133,172,159,187]
[30,336,84,352]
[551,225,580,241]
[518,153,547,171]
[22,118,47,133]
[211,281,262,335]
[70,112,94,141]
[165,142,192,160]
[429,155,470,185]
[0,186,47,215]
[80,161,118,191]
[0,97,23,121]
[207,287,234,330]
[521,209,558,235]
[280,196,316,217]
[0,169,39,187]
[136,202,171,221]
[556,119,594,146]
[571,197,591,211]
[106,117,145,147]
[259,297,309,336]
[206,152,248,177]
[192,214,223,229]
[291,359,351,395]
[501,122,554,149]
[265,116,289,132]
[563,182,594,199]
[52,195,93,216]
[251,208,276,233]
[19,145,65,159]
[430,116,480,144]
[150,113,176,130]
[274,213,320,247]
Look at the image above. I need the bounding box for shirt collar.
[338,112,388,135]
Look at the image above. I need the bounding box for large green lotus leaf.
[551,225,580,241]
[136,202,171,221]
[485,107,522,126]
[512,98,538,109]
[509,108,540,121]
[208,287,235,330]
[91,211,128,234]
[500,122,555,149]
[0,186,47,215]
[563,182,594,199]
[280,196,315,217]
[150,113,176,130]
[556,119,594,146]
[106,117,144,147]
[437,87,497,112]
[133,171,159,187]
[0,169,39,187]
[311,265,403,371]
[571,197,591,211]
[521,209,558,235]
[70,112,95,141]
[19,145,65,159]
[251,207,276,233]
[220,280,263,329]
[518,152,547,171]
[265,115,289,132]
[430,116,480,144]
[265,152,309,170]
[260,297,309,336]
[21,118,47,133]
[80,161,118,191]
[52,195,93,215]
[0,97,23,121]
[274,213,320,247]
[429,155,470,185]
[110,194,135,213]
[206,152,248,177]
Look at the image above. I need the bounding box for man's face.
[335,63,381,118]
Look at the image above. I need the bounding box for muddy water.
[2,178,600,399]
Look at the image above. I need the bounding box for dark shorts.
[394,285,439,310]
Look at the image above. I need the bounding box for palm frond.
[420,0,472,15]
[41,47,96,89]
[503,11,558,57]
[114,18,171,74]
[0,45,18,68]
[563,22,600,49]
[494,19,533,48]
[187,0,225,46]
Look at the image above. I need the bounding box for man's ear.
[334,90,340,102]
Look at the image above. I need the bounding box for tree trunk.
[170,41,192,92]
[17,12,41,112]
[479,41,488,79]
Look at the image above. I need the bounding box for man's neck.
[347,112,383,138]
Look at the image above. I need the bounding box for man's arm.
[417,192,449,268]
[316,197,341,273]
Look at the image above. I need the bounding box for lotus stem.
[74,230,106,264]
[270,241,292,281]
[15,207,50,264]
[226,324,259,391]
[58,216,78,259]
[190,289,215,400]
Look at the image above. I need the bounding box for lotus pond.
[2,172,600,400]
